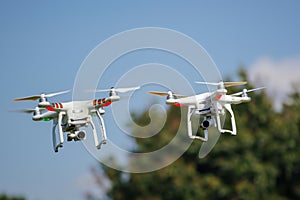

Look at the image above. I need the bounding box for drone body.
[14,87,139,152]
[149,81,264,142]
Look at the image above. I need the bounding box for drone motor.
[38,97,51,108]
[109,87,117,97]
[166,91,175,100]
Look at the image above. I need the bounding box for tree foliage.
[0,194,25,200]
[96,69,300,200]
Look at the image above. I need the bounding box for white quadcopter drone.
[14,87,139,152]
[149,81,264,142]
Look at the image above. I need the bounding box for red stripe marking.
[174,102,184,107]
[46,106,55,111]
[216,94,222,100]
[102,100,112,107]
[59,103,63,108]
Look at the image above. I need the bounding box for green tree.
[94,69,300,200]
[0,194,25,200]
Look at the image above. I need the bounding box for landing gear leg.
[215,104,236,135]
[96,110,107,149]
[53,112,65,152]
[187,105,208,141]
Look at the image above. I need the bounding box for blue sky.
[1,1,300,200]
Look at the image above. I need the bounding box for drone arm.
[108,95,121,102]
[187,105,208,141]
[93,96,120,109]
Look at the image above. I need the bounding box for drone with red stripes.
[14,86,140,152]
[149,81,264,142]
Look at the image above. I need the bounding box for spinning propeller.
[13,90,70,101]
[14,107,44,114]
[94,86,140,93]
[13,107,54,121]
[231,87,266,97]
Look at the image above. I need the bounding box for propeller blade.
[14,95,41,101]
[231,87,266,96]
[45,90,70,97]
[12,109,36,113]
[224,82,247,87]
[195,81,219,86]
[195,81,247,87]
[231,91,243,96]
[148,91,169,96]
[114,86,140,93]
[12,107,45,113]
[95,86,140,93]
[14,90,70,102]
[246,87,266,93]
[148,91,187,98]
